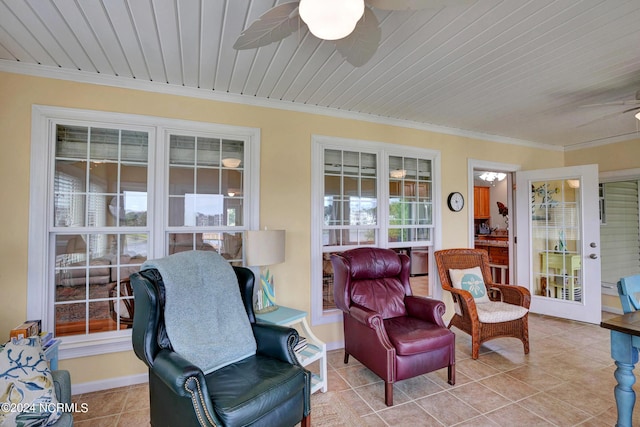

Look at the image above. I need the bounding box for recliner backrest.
[333,248,411,319]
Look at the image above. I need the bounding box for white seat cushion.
[476,301,528,323]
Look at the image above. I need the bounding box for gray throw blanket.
[142,250,256,374]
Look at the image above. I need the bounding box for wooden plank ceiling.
[1,0,640,148]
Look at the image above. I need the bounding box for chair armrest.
[405,296,447,327]
[349,304,384,329]
[152,349,221,427]
[490,284,531,308]
[445,287,480,321]
[153,349,208,397]
[252,323,299,365]
[51,370,71,405]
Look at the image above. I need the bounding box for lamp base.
[255,304,279,314]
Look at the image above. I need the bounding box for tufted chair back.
[332,247,411,318]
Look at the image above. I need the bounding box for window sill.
[58,331,133,360]
[312,308,341,326]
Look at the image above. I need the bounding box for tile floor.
[71,312,638,426]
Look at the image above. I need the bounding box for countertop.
[474,238,509,247]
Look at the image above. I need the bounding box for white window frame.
[311,135,441,326]
[28,105,260,359]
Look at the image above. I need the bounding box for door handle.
[589,253,598,259]
[590,242,597,248]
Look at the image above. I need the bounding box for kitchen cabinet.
[474,240,509,284]
[474,186,490,219]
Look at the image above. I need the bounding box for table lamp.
[245,229,286,313]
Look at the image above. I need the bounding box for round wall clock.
[447,192,464,212]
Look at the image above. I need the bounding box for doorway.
[516,165,601,324]
[468,160,519,285]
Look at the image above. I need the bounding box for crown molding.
[1,59,565,152]
[563,131,640,151]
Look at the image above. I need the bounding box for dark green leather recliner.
[130,267,311,427]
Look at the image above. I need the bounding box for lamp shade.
[245,230,285,267]
[299,0,365,41]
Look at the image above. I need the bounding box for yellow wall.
[1,71,568,385]
[564,139,640,171]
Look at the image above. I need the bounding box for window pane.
[56,125,88,159]
[90,128,120,161]
[170,135,195,165]
[225,198,244,227]
[183,194,226,226]
[197,137,220,166]
[324,197,341,226]
[343,151,359,176]
[196,168,220,194]
[324,150,341,173]
[361,153,376,177]
[121,130,148,162]
[54,193,86,227]
[121,164,148,193]
[222,139,244,169]
[418,159,431,180]
[169,166,194,196]
[322,253,336,310]
[344,176,358,196]
[87,194,109,227]
[325,176,340,196]
[361,178,376,198]
[54,160,87,227]
[222,169,243,197]
[88,162,117,193]
[55,303,86,336]
[168,232,243,262]
[121,191,148,226]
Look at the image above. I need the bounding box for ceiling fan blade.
[577,106,640,128]
[335,7,381,67]
[622,105,640,114]
[580,100,640,108]
[233,2,301,50]
[365,0,474,10]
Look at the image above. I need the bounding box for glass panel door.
[531,179,582,301]
[516,165,601,324]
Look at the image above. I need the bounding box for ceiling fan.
[577,89,640,128]
[233,0,473,67]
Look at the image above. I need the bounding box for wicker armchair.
[434,248,530,359]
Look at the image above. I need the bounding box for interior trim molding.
[71,373,148,395]
[0,59,565,152]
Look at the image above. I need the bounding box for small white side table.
[43,339,61,370]
[255,306,327,393]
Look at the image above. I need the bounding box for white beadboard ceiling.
[1,0,640,149]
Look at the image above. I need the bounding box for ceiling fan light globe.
[299,0,365,40]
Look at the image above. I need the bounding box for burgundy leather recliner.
[331,247,455,406]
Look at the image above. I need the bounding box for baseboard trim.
[326,340,343,352]
[71,373,148,395]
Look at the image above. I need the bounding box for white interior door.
[516,165,601,324]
